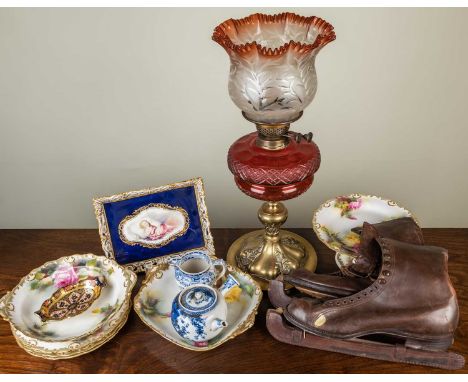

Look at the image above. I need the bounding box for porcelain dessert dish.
[134,256,262,350]
[0,254,136,359]
[11,295,133,360]
[312,194,416,274]
[36,277,106,322]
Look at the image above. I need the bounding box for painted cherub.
[138,219,175,241]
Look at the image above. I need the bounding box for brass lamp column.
[228,201,317,288]
[212,12,336,289]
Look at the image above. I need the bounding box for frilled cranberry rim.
[212,12,336,58]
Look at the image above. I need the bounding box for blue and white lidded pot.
[171,276,240,343]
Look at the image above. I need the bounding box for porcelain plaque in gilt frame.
[93,178,214,273]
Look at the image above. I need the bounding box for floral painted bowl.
[312,194,416,272]
[0,254,136,344]
[9,286,135,360]
[134,257,262,351]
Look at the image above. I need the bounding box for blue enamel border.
[103,185,205,265]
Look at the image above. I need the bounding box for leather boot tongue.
[349,217,424,277]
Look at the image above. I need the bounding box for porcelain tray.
[134,257,262,351]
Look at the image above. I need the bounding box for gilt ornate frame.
[93,178,215,273]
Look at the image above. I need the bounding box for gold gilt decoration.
[35,278,105,322]
[13,306,132,360]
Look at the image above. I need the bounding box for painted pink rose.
[348,200,362,210]
[52,264,79,288]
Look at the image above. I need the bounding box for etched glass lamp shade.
[212,13,336,124]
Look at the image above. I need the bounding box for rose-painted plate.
[0,254,135,343]
[312,194,416,272]
[134,256,262,351]
[8,280,135,360]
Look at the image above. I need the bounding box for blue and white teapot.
[171,275,239,343]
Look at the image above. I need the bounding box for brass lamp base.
[226,202,317,290]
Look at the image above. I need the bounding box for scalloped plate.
[134,257,262,351]
[0,254,135,343]
[312,194,417,272]
[11,297,133,359]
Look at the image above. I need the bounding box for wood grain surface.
[0,228,466,373]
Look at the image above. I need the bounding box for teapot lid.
[178,285,217,315]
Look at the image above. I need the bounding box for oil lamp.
[212,12,335,288]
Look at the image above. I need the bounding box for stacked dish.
[0,254,136,359]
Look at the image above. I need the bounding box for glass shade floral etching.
[213,13,336,124]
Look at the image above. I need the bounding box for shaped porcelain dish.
[10,297,133,359]
[134,257,262,351]
[312,194,416,272]
[0,254,136,344]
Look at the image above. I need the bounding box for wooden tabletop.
[0,228,466,373]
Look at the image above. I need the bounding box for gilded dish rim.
[312,193,419,255]
[0,254,136,343]
[133,259,262,351]
[118,202,190,249]
[12,302,132,360]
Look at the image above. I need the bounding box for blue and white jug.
[170,250,226,288]
[171,275,239,343]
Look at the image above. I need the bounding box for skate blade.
[266,309,465,370]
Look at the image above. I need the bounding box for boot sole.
[283,309,454,352]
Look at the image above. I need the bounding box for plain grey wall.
[0,8,467,229]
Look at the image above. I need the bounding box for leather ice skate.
[269,217,422,306]
[269,271,372,308]
[266,238,464,370]
[352,217,424,277]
